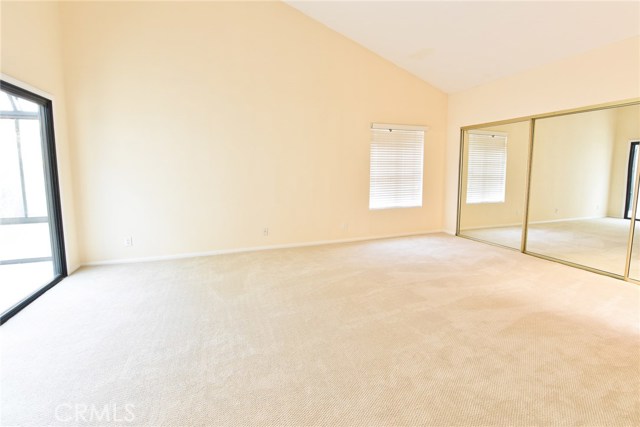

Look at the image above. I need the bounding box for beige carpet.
[528,218,637,277]
[461,217,640,277]
[1,234,639,426]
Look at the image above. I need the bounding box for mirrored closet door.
[527,104,640,276]
[458,100,640,283]
[458,120,530,250]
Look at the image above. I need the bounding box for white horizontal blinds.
[466,132,507,204]
[369,126,424,210]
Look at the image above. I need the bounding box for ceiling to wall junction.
[286,1,640,93]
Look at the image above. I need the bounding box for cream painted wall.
[528,109,615,222]
[4,1,636,264]
[58,1,447,263]
[1,1,80,272]
[607,105,640,218]
[459,121,530,229]
[446,36,640,233]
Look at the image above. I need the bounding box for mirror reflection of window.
[466,132,507,204]
[458,120,530,250]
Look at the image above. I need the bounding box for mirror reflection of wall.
[459,120,530,249]
[527,104,640,276]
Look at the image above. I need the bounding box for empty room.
[1,1,639,426]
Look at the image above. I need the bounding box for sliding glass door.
[0,81,66,324]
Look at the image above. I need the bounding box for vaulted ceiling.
[286,1,640,93]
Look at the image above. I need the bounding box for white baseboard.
[81,230,443,267]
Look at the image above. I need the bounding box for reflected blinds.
[466,132,507,204]
[369,126,424,210]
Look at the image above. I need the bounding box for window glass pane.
[0,119,24,217]
[10,95,39,112]
[19,119,48,217]
[0,92,13,111]
[0,223,52,261]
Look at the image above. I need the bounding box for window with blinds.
[369,124,425,210]
[466,132,507,204]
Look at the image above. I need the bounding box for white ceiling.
[286,1,640,94]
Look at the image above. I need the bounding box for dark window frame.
[0,80,67,325]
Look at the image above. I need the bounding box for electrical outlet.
[124,236,133,247]
[342,222,349,232]
[263,228,269,237]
